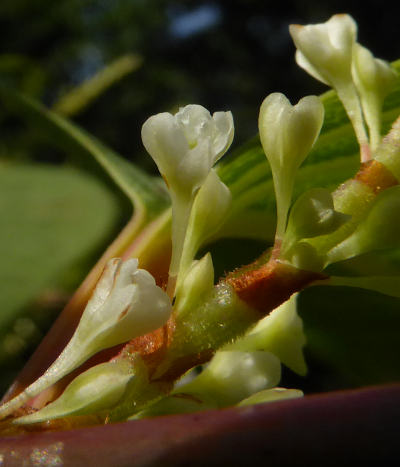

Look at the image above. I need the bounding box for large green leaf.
[0,83,169,221]
[0,164,122,363]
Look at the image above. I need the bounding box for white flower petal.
[212,111,234,161]
[295,50,329,85]
[141,104,234,198]
[290,14,357,86]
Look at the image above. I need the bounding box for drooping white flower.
[290,14,357,86]
[0,258,171,420]
[290,14,370,160]
[259,93,324,241]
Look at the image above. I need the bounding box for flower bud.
[281,188,350,262]
[177,169,231,283]
[188,350,281,407]
[327,186,400,264]
[226,294,307,376]
[14,360,136,424]
[259,93,324,239]
[175,253,215,315]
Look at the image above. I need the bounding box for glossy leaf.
[0,164,121,362]
[0,83,170,220]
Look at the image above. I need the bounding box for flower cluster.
[1,13,399,426]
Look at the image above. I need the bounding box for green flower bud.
[179,350,282,407]
[284,242,324,272]
[134,350,281,418]
[14,360,137,424]
[327,186,400,264]
[175,253,215,315]
[281,188,350,259]
[177,169,231,286]
[226,294,307,376]
[132,392,214,419]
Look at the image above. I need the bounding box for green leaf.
[0,164,122,363]
[53,54,143,117]
[0,83,169,221]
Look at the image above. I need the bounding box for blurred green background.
[1,0,399,396]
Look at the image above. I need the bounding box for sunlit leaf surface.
[0,164,121,366]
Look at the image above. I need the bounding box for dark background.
[1,0,398,169]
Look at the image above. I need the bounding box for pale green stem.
[175,230,199,294]
[359,93,382,152]
[336,82,370,162]
[0,339,84,420]
[274,170,295,245]
[167,192,194,297]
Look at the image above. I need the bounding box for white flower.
[289,14,357,87]
[72,258,171,352]
[0,258,171,420]
[141,104,234,198]
[290,14,370,160]
[142,105,234,290]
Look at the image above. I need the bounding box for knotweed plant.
[0,13,399,430]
